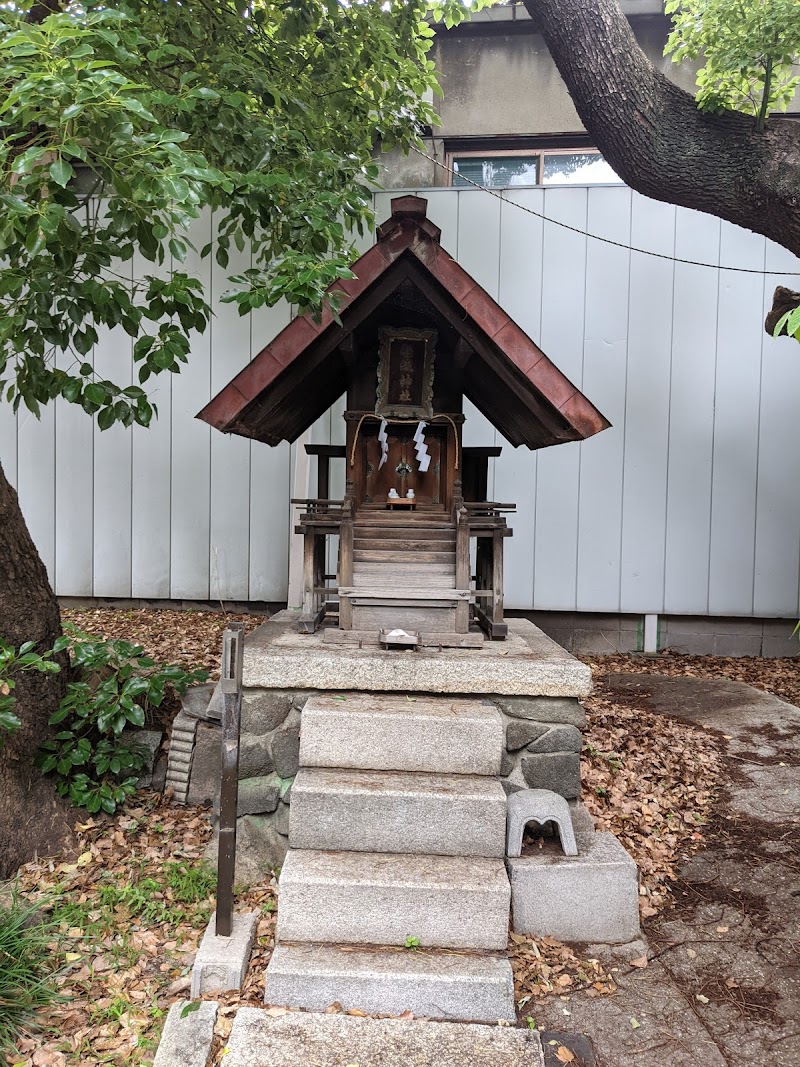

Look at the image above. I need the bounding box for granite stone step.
[223,1012,548,1067]
[299,693,503,775]
[276,849,510,950]
[290,768,506,857]
[264,943,515,1022]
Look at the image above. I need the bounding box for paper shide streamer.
[377,418,389,469]
[377,419,429,473]
[414,421,430,473]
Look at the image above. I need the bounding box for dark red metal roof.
[196,195,610,448]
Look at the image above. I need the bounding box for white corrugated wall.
[2,186,799,617]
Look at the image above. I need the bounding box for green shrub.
[0,639,61,741]
[0,889,61,1065]
[35,624,207,814]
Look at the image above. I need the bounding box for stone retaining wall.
[170,687,589,883]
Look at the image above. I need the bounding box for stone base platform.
[508,832,640,944]
[243,613,592,698]
[168,615,596,880]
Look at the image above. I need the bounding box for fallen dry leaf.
[554,1045,576,1064]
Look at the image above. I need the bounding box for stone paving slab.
[223,1010,546,1067]
[276,848,510,949]
[243,616,592,698]
[290,768,507,857]
[299,693,504,775]
[264,943,516,1022]
[534,673,800,1067]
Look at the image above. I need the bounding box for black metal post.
[215,623,244,937]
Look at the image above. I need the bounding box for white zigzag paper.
[377,419,389,468]
[414,420,430,473]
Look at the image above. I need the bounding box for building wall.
[376,6,799,189]
[3,187,800,631]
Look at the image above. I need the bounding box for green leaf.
[49,160,74,189]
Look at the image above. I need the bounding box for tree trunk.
[523,0,800,263]
[0,458,75,879]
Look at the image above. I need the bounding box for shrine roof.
[196,195,610,449]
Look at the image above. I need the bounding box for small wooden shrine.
[198,196,609,642]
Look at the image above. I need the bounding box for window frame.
[446,146,612,189]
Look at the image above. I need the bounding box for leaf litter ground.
[7,610,798,1062]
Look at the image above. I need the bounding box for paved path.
[534,673,800,1067]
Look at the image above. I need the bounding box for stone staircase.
[264,693,516,1022]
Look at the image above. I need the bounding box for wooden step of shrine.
[353,548,456,564]
[354,549,455,564]
[353,520,454,536]
[351,581,457,593]
[352,563,455,582]
[353,537,456,553]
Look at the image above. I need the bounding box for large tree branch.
[522,0,800,262]
[26,0,66,24]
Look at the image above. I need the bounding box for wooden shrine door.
[359,423,448,510]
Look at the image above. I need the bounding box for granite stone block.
[236,774,281,816]
[241,689,298,735]
[153,999,217,1067]
[276,848,510,950]
[264,943,515,1022]
[290,768,507,857]
[191,912,258,996]
[525,725,582,754]
[271,709,301,778]
[120,728,163,788]
[299,694,503,776]
[521,753,581,799]
[242,618,592,698]
[273,802,290,836]
[186,722,221,806]
[505,721,548,751]
[238,734,275,779]
[224,1011,546,1067]
[508,832,640,944]
[180,683,216,720]
[205,813,288,884]
[496,697,586,728]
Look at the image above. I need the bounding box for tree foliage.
[0,0,480,429]
[665,0,800,131]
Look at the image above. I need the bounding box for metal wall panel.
[664,209,720,614]
[753,241,800,617]
[131,249,173,600]
[619,194,675,613]
[708,225,765,616]
[535,187,588,611]
[576,186,631,613]
[2,188,800,618]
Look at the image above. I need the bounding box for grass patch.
[0,889,61,1066]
